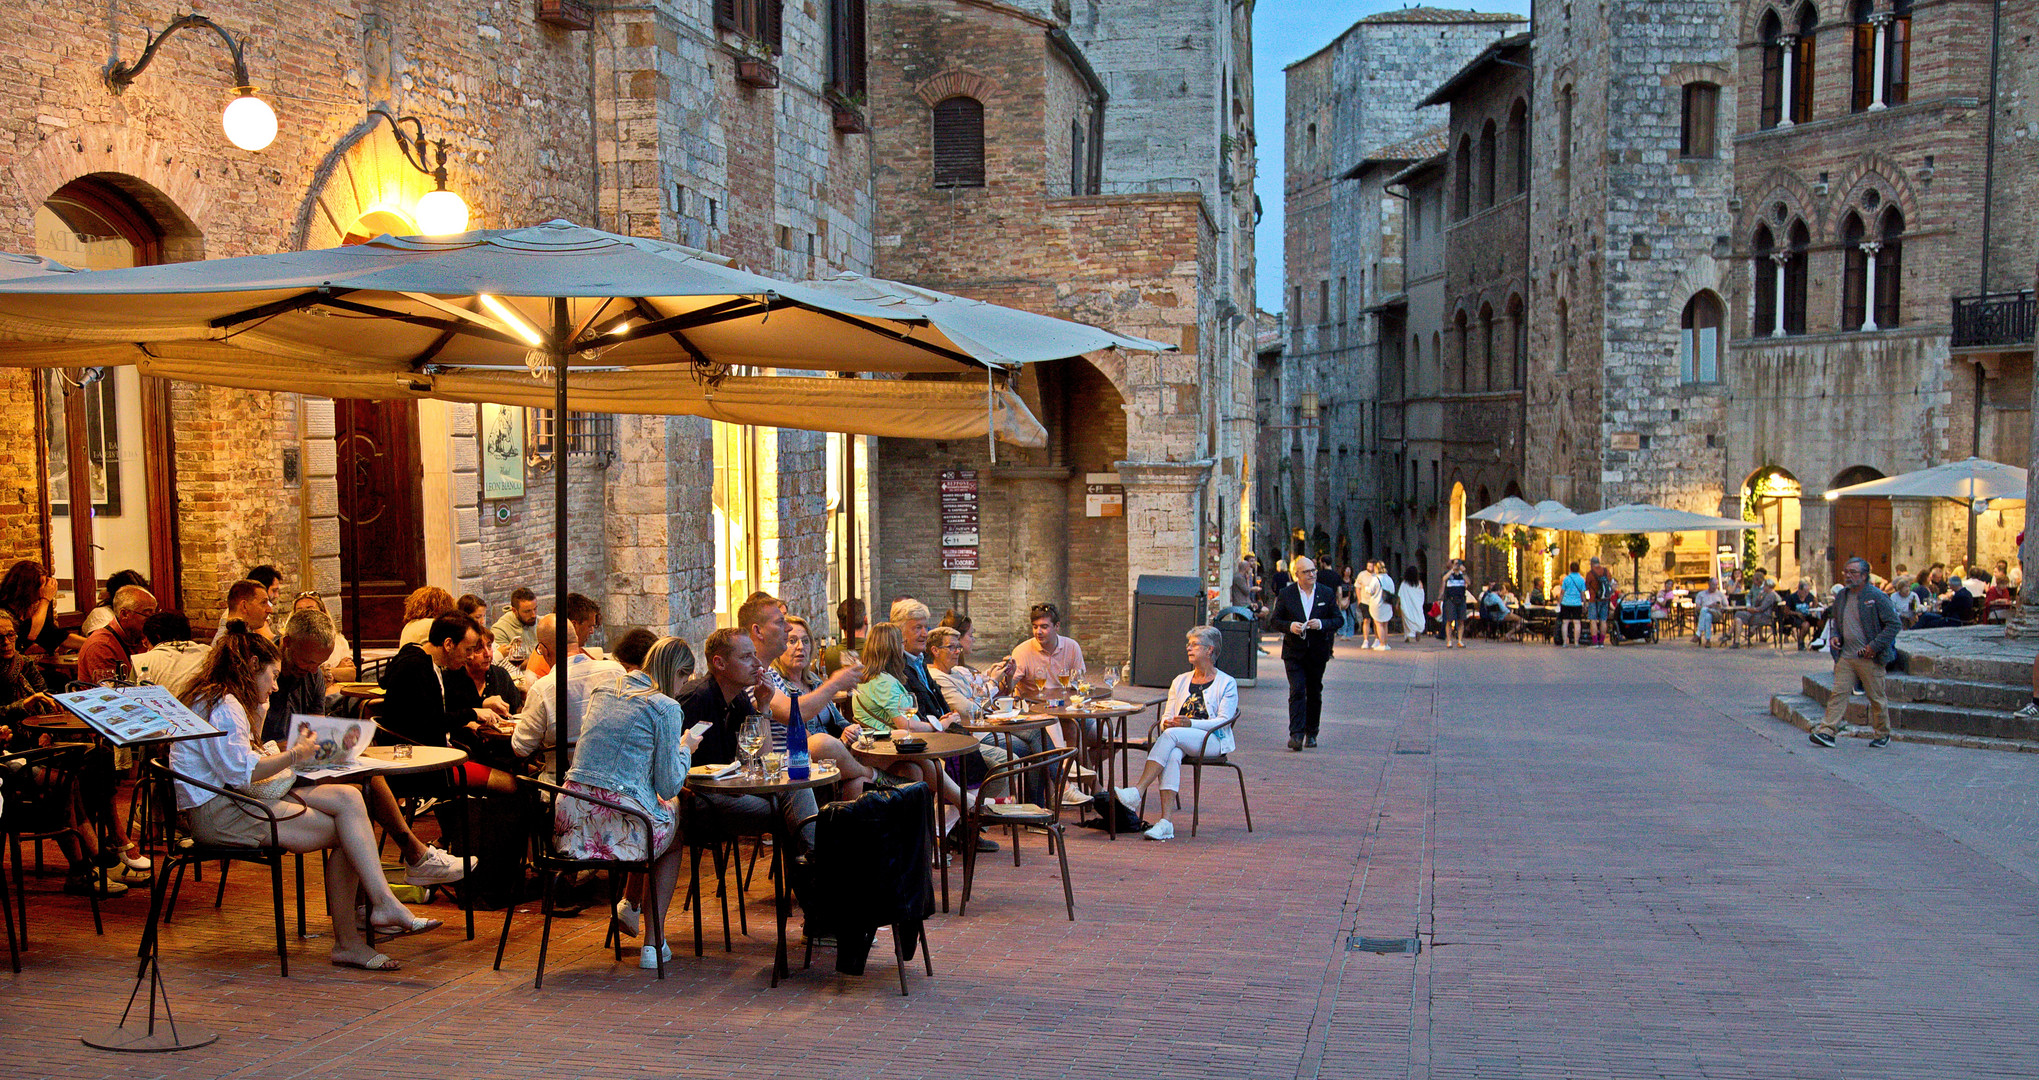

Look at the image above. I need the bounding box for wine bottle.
[785,692,811,780]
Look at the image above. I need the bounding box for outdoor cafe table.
[1025,697,1160,839]
[686,761,841,986]
[954,713,1055,760]
[846,731,978,912]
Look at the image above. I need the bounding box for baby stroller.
[1614,597,1656,643]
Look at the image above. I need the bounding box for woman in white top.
[1397,566,1428,643]
[171,621,437,971]
[1113,627,1238,841]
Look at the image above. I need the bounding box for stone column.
[1770,252,1791,336]
[1859,240,1882,332]
[1116,458,1215,601]
[1868,14,1892,110]
[1777,36,1799,126]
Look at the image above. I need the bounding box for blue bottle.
[785,694,811,780]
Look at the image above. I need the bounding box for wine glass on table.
[1101,663,1120,700]
[737,715,766,779]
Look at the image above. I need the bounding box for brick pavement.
[2,636,2036,1078]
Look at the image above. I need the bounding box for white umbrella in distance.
[1468,495,1537,524]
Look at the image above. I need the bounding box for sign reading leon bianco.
[940,469,980,570]
[1085,473,1123,517]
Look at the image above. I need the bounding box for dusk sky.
[1252,0,1533,313]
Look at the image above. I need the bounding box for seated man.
[270,607,466,886]
[524,591,605,680]
[491,587,540,664]
[379,613,517,794]
[1734,579,1783,647]
[511,614,623,762]
[738,593,878,798]
[131,610,209,696]
[213,578,277,643]
[674,629,818,860]
[77,584,155,684]
[1003,602,1101,800]
[1940,580,1979,623]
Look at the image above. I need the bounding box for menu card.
[287,714,379,779]
[55,685,223,746]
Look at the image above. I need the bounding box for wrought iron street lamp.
[104,14,277,151]
[368,107,471,235]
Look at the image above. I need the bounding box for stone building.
[1274,7,1521,573]
[864,0,1256,658]
[4,0,876,648]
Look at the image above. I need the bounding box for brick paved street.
[4,636,2037,1078]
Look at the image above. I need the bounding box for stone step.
[1901,649,2034,687]
[1769,693,2039,753]
[1885,673,2031,712]
[1796,672,2039,741]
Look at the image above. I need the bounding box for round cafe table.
[686,761,842,985]
[20,713,94,738]
[847,731,979,912]
[308,744,476,939]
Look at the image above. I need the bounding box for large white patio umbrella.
[1550,504,1757,590]
[1468,495,1537,524]
[0,221,1164,777]
[1520,499,1579,528]
[1822,456,2029,566]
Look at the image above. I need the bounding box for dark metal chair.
[959,747,1077,920]
[1165,712,1253,838]
[1,743,108,945]
[142,761,297,977]
[493,775,664,988]
[797,785,936,996]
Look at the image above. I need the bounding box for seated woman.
[851,622,966,836]
[172,621,438,971]
[1112,626,1238,842]
[397,586,459,649]
[761,613,877,799]
[774,616,850,738]
[927,624,1047,762]
[556,635,705,970]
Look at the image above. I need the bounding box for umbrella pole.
[346,398,364,674]
[553,298,570,786]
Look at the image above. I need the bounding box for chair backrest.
[514,773,653,866]
[0,742,93,834]
[975,746,1074,817]
[143,759,287,849]
[809,781,935,927]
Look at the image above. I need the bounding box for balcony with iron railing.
[1951,290,2037,350]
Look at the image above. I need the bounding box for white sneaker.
[1142,819,1175,841]
[1061,784,1092,807]
[1114,786,1143,816]
[614,898,641,938]
[1373,642,1390,651]
[638,942,672,969]
[118,846,152,872]
[403,845,469,886]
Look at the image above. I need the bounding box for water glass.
[761,751,786,780]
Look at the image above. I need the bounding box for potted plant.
[734,39,778,88]
[829,90,868,134]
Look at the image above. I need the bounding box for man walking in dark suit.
[1272,556,1339,751]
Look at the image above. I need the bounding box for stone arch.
[1662,61,1732,87]
[914,69,997,108]
[1669,251,1732,310]
[1743,167,1822,240]
[10,124,208,261]
[1828,153,1923,233]
[1745,0,1820,43]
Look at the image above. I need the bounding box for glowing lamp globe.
[416,188,471,235]
[221,90,277,151]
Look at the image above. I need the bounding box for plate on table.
[986,711,1024,723]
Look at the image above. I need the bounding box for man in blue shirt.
[1557,562,1588,647]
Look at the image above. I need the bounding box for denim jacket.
[565,671,691,815]
[1827,584,1901,665]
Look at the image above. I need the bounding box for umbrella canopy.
[1551,503,1757,535]
[0,221,1054,446]
[800,271,1175,364]
[1520,500,1579,528]
[1821,457,2028,503]
[1468,496,1537,524]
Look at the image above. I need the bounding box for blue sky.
[1252,0,1532,312]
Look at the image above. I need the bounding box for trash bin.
[1213,605,1258,686]
[1130,575,1204,687]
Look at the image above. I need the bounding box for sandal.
[332,952,402,971]
[366,915,443,939]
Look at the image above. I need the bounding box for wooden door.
[1831,499,1892,580]
[336,399,426,647]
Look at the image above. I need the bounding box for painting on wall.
[480,403,524,500]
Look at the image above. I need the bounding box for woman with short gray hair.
[1113,625,1237,841]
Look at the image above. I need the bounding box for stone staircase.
[1768,625,2039,752]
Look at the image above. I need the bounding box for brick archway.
[9,124,208,259]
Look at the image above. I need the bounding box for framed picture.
[480,403,525,499]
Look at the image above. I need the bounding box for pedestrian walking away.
[1355,561,1387,650]
[1809,556,1900,749]
[1397,566,1426,644]
[1272,556,1338,751]
[1440,559,1470,649]
[1557,561,1588,647]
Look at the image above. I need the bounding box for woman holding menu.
[172,621,440,971]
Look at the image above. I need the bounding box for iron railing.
[1951,291,2036,348]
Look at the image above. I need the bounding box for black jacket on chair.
[1272,582,1340,662]
[806,782,936,975]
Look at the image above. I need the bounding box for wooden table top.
[846,730,981,763]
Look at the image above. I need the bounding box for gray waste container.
[1213,605,1257,686]
[1131,575,1204,687]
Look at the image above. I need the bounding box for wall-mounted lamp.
[105,14,276,151]
[369,107,471,235]
[1298,390,1320,421]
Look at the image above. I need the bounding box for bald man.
[1270,556,1340,751]
[78,585,156,684]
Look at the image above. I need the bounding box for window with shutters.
[826,0,866,97]
[1680,293,1723,383]
[1850,0,1875,111]
[1681,83,1718,158]
[1886,0,1912,106]
[1759,11,1785,128]
[1753,223,1778,334]
[1784,219,1810,333]
[716,0,784,53]
[1790,5,1817,123]
[1478,120,1497,210]
[1841,212,1869,328]
[931,96,985,188]
[1875,208,1904,328]
[1453,136,1472,220]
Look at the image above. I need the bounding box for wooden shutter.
[716,0,739,32]
[931,97,985,188]
[764,0,784,55]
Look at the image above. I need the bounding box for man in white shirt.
[132,611,210,698]
[512,614,623,760]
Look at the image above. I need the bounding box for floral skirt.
[553,780,676,862]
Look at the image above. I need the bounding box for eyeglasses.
[294,590,322,601]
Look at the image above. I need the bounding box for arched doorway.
[1828,465,1891,580]
[1448,481,1467,561]
[1742,466,1802,583]
[33,177,183,612]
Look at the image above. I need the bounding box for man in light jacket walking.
[1810,556,1901,749]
